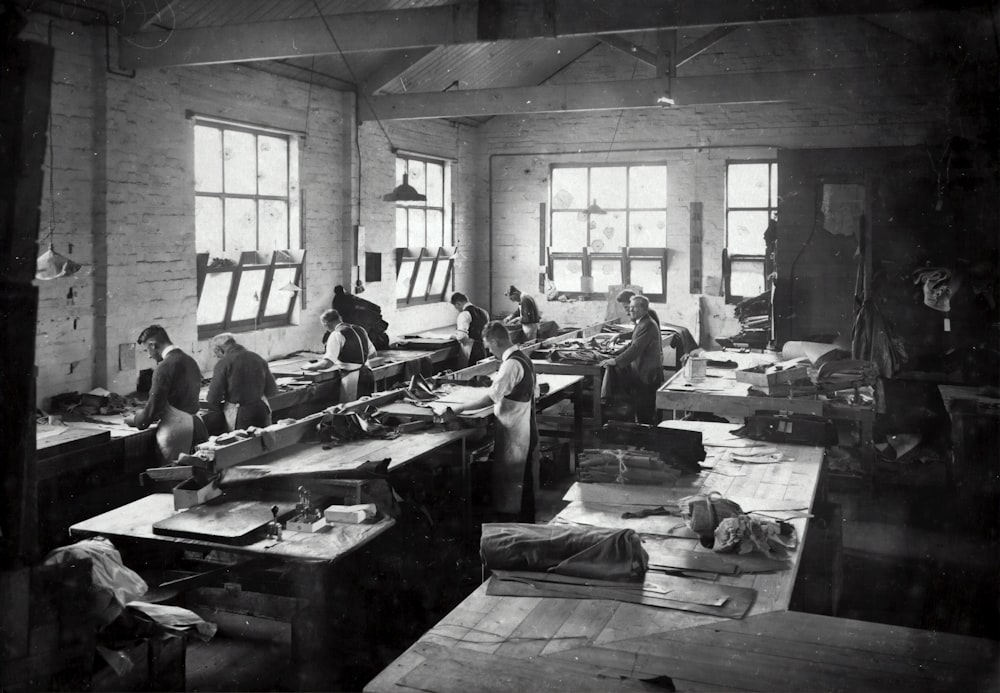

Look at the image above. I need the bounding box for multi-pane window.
[193,117,304,337]
[394,154,454,306]
[725,161,777,301]
[548,165,668,300]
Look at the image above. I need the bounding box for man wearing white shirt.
[304,309,376,402]
[449,291,490,367]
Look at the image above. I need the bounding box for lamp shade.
[35,243,82,281]
[277,282,301,293]
[587,198,607,215]
[384,173,426,202]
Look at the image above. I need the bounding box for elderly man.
[600,295,663,424]
[503,285,540,342]
[125,325,208,464]
[450,291,490,367]
[205,333,278,432]
[438,320,539,522]
[304,308,376,403]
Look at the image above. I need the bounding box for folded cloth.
[480,523,648,582]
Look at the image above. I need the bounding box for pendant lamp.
[587,199,607,215]
[36,20,82,282]
[383,173,426,202]
[277,282,301,293]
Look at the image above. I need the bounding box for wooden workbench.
[365,421,999,692]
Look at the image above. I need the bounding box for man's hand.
[123,414,136,427]
[429,402,455,416]
[599,358,616,369]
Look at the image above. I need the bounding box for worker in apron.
[449,291,490,368]
[205,332,279,431]
[435,320,539,521]
[503,285,541,343]
[125,325,208,464]
[304,309,376,403]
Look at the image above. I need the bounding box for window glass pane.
[408,209,426,247]
[590,167,626,209]
[425,162,444,207]
[257,136,288,196]
[426,209,444,247]
[551,168,587,210]
[591,211,625,252]
[196,272,232,325]
[195,196,224,256]
[231,270,265,322]
[225,198,257,252]
[263,267,297,317]
[629,258,664,296]
[770,164,778,208]
[629,211,667,247]
[395,207,408,247]
[727,211,769,255]
[407,159,425,197]
[259,200,288,250]
[194,126,222,193]
[552,257,584,293]
[288,140,301,249]
[223,130,257,194]
[591,257,622,294]
[730,259,765,297]
[396,259,416,300]
[443,164,452,244]
[629,166,666,208]
[727,163,770,208]
[429,257,452,299]
[551,211,587,252]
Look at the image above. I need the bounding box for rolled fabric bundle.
[480,523,648,582]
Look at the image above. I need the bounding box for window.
[193,116,304,337]
[725,161,777,302]
[548,165,668,301]
[394,154,454,306]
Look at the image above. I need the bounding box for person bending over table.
[600,295,663,425]
[125,324,208,464]
[304,309,376,403]
[502,284,540,343]
[450,291,490,368]
[434,320,539,523]
[206,332,278,432]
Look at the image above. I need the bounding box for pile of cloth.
[578,448,685,485]
[679,493,798,559]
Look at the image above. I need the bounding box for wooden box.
[172,476,222,510]
[735,360,810,389]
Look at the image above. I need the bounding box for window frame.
[724,160,777,303]
[191,114,304,337]
[394,153,454,307]
[547,163,668,302]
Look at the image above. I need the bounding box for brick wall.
[471,17,961,346]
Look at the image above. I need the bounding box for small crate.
[172,477,222,510]
[735,359,810,389]
[285,514,327,533]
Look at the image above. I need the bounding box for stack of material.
[578,449,684,485]
[717,290,771,349]
[595,421,705,472]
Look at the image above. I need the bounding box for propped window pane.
[264,266,297,317]
[551,168,587,210]
[629,258,664,296]
[428,257,452,299]
[396,260,416,300]
[730,259,765,297]
[225,198,257,252]
[196,272,232,325]
[231,270,265,322]
[195,196,224,256]
[257,136,288,196]
[194,126,222,192]
[552,257,584,293]
[591,257,622,294]
[590,167,626,209]
[223,130,257,194]
[411,256,432,301]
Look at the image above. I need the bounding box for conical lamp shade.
[277,282,301,293]
[36,243,82,280]
[587,198,607,215]
[384,173,426,202]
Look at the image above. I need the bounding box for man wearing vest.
[600,295,664,424]
[439,320,539,522]
[503,285,541,343]
[304,309,376,403]
[449,291,490,368]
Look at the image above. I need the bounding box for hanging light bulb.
[36,242,82,281]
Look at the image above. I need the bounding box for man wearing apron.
[205,333,279,431]
[449,291,490,368]
[503,285,541,343]
[125,325,208,464]
[303,309,376,403]
[440,320,539,522]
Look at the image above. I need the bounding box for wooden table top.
[366,420,999,692]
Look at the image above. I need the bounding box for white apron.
[339,369,361,403]
[155,403,194,464]
[456,338,474,369]
[522,323,539,342]
[223,396,271,432]
[491,397,539,515]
